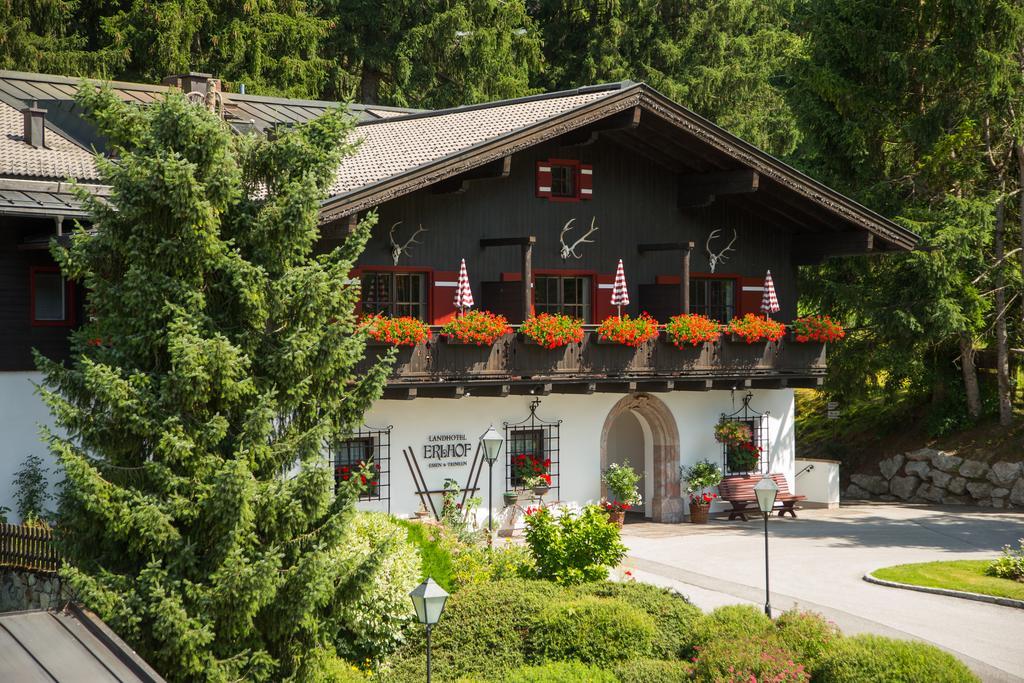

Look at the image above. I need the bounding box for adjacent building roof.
[0,605,164,682]
[0,100,98,182]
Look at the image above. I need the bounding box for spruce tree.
[38,85,391,681]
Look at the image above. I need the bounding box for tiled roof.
[0,100,98,181]
[330,88,620,195]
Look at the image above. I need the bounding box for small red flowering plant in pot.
[512,453,552,495]
[601,462,643,527]
[665,313,721,347]
[519,313,585,349]
[359,314,430,346]
[440,309,512,346]
[680,459,723,524]
[726,313,786,344]
[595,313,660,347]
[791,315,845,343]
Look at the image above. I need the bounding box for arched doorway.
[600,393,683,523]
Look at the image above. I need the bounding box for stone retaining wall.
[0,569,67,612]
[846,448,1024,509]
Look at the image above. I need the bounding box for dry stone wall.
[0,569,67,612]
[846,448,1024,509]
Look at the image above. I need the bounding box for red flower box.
[520,313,584,349]
[725,314,786,344]
[359,315,430,347]
[596,313,660,347]
[791,315,845,343]
[440,310,511,346]
[665,313,721,347]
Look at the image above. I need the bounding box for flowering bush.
[359,314,430,346]
[512,453,551,488]
[727,441,761,473]
[792,315,845,343]
[596,313,660,346]
[520,313,584,349]
[689,636,809,682]
[665,313,721,347]
[602,462,643,508]
[523,505,627,584]
[987,538,1024,581]
[726,313,786,343]
[714,420,752,446]
[681,459,722,507]
[440,310,511,346]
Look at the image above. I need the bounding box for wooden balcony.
[361,327,827,398]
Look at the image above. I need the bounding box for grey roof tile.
[0,100,98,181]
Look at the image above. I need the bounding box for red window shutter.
[655,275,681,286]
[578,164,593,200]
[535,160,553,198]
[736,277,764,318]
[432,271,458,324]
[593,273,616,322]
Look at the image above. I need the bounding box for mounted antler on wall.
[559,217,599,260]
[389,222,428,265]
[705,228,737,273]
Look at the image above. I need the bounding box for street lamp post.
[479,425,504,547]
[753,475,779,618]
[409,577,450,683]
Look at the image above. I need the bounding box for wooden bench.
[717,473,806,521]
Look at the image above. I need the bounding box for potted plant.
[601,462,643,528]
[664,313,721,348]
[519,313,585,348]
[680,459,723,524]
[440,310,511,346]
[725,313,786,344]
[595,313,660,346]
[503,490,519,507]
[359,314,431,346]
[524,473,552,498]
[714,419,760,473]
[791,315,845,343]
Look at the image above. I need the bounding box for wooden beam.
[678,169,759,208]
[432,156,511,194]
[639,380,674,392]
[480,236,536,248]
[522,240,533,322]
[793,232,874,265]
[556,107,642,146]
[604,131,686,173]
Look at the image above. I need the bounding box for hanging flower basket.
[725,314,786,344]
[791,315,845,343]
[595,313,660,346]
[664,313,721,347]
[440,310,511,346]
[359,315,431,347]
[503,491,519,507]
[520,313,585,349]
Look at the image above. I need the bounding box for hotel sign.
[422,433,473,469]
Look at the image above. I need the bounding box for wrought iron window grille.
[331,424,392,511]
[504,398,561,496]
[720,391,770,476]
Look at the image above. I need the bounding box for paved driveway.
[621,502,1024,683]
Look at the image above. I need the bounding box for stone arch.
[600,393,683,523]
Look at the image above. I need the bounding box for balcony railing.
[359,326,826,394]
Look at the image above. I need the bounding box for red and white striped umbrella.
[760,269,780,317]
[611,259,630,316]
[454,258,474,312]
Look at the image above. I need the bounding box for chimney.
[162,72,219,95]
[22,102,46,149]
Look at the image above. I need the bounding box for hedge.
[812,634,980,683]
[608,658,693,683]
[528,596,656,667]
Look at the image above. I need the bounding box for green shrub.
[450,541,535,591]
[382,579,567,681]
[462,661,618,683]
[608,658,693,683]
[332,512,421,663]
[987,538,1024,581]
[396,518,456,591]
[812,634,979,683]
[687,604,774,653]
[528,596,656,667]
[775,610,841,668]
[691,636,808,682]
[573,581,702,659]
[523,505,626,585]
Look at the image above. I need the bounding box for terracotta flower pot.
[689,501,710,524]
[608,509,625,528]
[532,484,550,499]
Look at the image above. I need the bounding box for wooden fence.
[0,523,59,574]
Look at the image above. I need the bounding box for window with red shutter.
[535,161,553,198]
[578,164,593,200]
[536,159,591,202]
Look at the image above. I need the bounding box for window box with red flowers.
[595,313,660,346]
[725,313,786,344]
[512,452,552,495]
[359,315,431,347]
[791,315,845,344]
[664,313,721,348]
[440,310,512,346]
[519,313,585,349]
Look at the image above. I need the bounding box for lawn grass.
[395,518,455,591]
[873,560,1024,601]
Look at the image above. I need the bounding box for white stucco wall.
[358,388,796,520]
[794,458,840,508]
[0,372,61,520]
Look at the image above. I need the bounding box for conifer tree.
[37,85,391,681]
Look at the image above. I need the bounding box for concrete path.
[621,502,1024,683]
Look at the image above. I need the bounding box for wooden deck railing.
[0,523,59,574]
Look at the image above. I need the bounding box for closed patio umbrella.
[611,259,629,316]
[761,270,780,317]
[454,258,474,314]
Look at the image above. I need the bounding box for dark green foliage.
[812,634,979,683]
[608,658,693,683]
[13,454,51,523]
[572,581,701,660]
[691,635,808,682]
[39,85,391,681]
[775,610,841,669]
[522,505,627,585]
[528,596,656,666]
[469,661,617,683]
[687,604,774,653]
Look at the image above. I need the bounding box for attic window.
[536,159,593,201]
